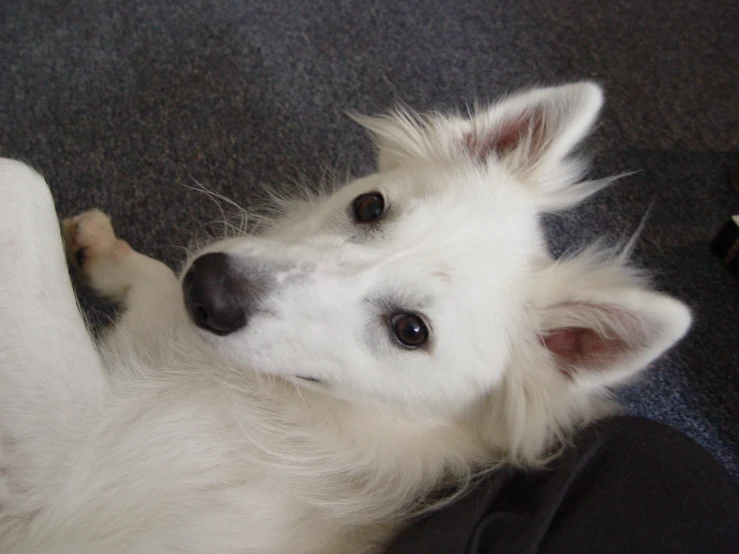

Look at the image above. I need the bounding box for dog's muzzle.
[182,252,250,336]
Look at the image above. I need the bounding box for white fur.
[0,83,691,553]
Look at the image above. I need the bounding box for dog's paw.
[62,209,131,271]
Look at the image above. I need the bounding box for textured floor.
[1,0,738,478]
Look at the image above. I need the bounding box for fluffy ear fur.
[532,249,692,388]
[356,82,606,210]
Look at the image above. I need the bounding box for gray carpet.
[1,0,738,479]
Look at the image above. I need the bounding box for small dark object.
[391,313,429,348]
[352,192,385,223]
[711,215,739,281]
[74,247,87,269]
[731,143,739,193]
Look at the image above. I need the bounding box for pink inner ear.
[464,109,547,160]
[541,327,625,370]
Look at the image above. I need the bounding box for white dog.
[0,82,691,553]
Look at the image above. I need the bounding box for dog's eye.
[391,314,429,348]
[352,192,385,223]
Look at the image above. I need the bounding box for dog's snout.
[183,252,247,336]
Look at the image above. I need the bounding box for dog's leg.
[62,208,185,340]
[0,159,107,506]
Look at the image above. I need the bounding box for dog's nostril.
[194,305,208,324]
[182,252,248,336]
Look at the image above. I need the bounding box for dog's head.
[181,83,690,421]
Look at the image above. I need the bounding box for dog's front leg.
[62,208,185,343]
[0,159,107,504]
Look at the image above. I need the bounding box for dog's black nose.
[182,252,247,335]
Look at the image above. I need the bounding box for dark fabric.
[387,416,739,554]
[1,1,738,478]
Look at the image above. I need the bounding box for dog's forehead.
[383,166,539,253]
[365,172,542,311]
[374,226,539,310]
[384,162,529,225]
[380,237,533,290]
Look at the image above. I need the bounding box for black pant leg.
[386,416,739,554]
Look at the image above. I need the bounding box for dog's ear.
[533,252,691,388]
[356,82,604,210]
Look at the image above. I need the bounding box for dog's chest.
[56,392,389,553]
